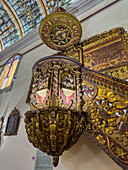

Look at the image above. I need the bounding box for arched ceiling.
[0,0,78,51]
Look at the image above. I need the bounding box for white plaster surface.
[54,133,121,170]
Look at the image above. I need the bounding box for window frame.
[0,54,22,93]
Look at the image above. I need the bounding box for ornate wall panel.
[82,27,128,71]
[57,27,128,81]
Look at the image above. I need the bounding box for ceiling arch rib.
[1,0,24,38]
[0,37,4,52]
[42,0,50,15]
[36,0,48,17]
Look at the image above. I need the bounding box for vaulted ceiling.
[0,0,78,51]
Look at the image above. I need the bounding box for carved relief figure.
[62,72,74,89]
[38,73,49,90]
[84,53,95,68]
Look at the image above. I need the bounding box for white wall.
[0,44,55,170]
[0,0,128,169]
[55,133,120,170]
[78,0,128,40]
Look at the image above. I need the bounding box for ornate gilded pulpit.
[24,7,128,170]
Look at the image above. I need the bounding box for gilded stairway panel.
[81,66,128,169]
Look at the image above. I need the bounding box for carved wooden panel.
[5,107,20,136]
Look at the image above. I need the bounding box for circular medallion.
[39,12,82,51]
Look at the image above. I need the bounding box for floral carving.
[115,147,127,159]
[96,134,106,145]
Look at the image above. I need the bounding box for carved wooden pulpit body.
[25,56,85,166]
[25,55,128,169]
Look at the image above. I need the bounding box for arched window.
[0,55,21,92]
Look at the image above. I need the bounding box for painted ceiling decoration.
[0,0,78,51]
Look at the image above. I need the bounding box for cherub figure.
[62,74,74,88]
